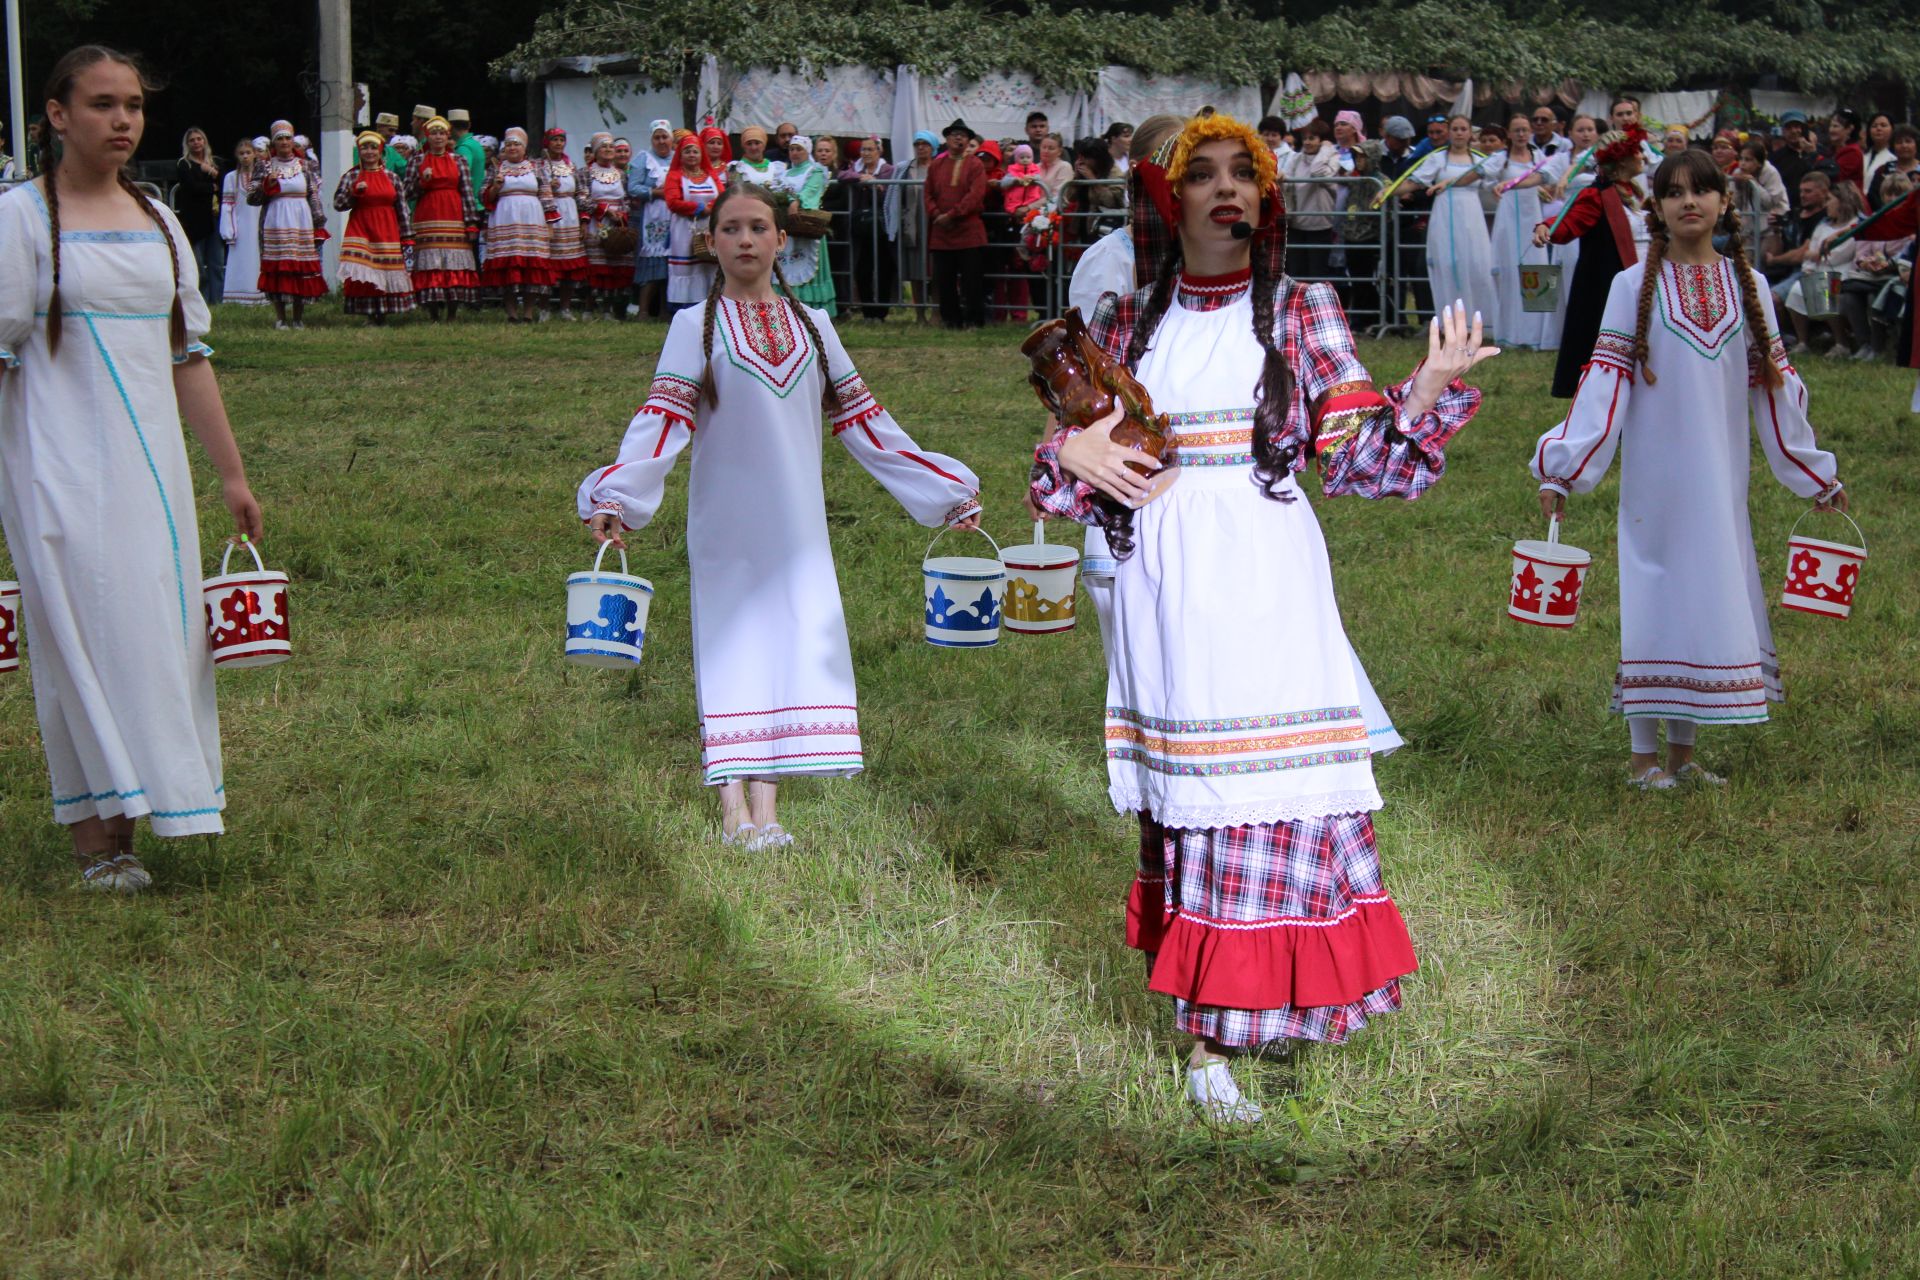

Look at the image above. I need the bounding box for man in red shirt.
[924,117,988,328]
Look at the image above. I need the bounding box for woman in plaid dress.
[1032,113,1497,1123]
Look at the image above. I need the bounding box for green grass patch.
[0,301,1916,1276]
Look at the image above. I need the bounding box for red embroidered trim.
[829,404,886,436]
[736,298,797,364]
[703,704,858,719]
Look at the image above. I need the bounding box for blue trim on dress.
[80,314,190,649]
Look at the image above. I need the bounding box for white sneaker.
[273,320,290,331]
[625,303,641,318]
[560,308,577,321]
[1186,1058,1263,1124]
[79,853,151,894]
[721,823,757,848]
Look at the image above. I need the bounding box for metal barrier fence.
[820,174,1461,335]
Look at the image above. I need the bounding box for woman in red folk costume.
[480,127,558,323]
[1535,128,1649,399]
[404,116,483,321]
[1031,113,1497,1124]
[332,130,414,324]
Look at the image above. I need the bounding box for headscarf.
[913,129,939,149]
[698,126,732,167]
[648,119,672,138]
[392,135,416,153]
[355,130,385,151]
[504,127,528,147]
[740,125,768,146]
[669,128,704,175]
[787,135,814,161]
[269,119,294,140]
[543,127,566,143]
[424,117,450,136]
[1335,110,1367,142]
[252,135,270,152]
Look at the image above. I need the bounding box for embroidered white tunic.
[1532,258,1839,725]
[578,298,982,783]
[0,184,225,834]
[218,169,265,305]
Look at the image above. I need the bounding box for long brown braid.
[38,46,185,361]
[697,265,726,406]
[1246,246,1300,502]
[1722,210,1783,390]
[696,182,838,414]
[1630,213,1669,386]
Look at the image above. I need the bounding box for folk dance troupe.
[0,38,1873,1125]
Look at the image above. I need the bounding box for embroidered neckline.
[1176,268,1252,310]
[717,296,816,396]
[1658,257,1742,360]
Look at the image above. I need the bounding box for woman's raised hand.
[1538,488,1566,521]
[1415,300,1501,394]
[1056,401,1164,507]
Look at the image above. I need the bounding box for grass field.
[1,300,1917,1278]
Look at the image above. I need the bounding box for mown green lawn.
[1,302,1916,1278]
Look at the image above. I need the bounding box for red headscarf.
[698,126,733,171]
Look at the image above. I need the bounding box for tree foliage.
[493,0,1920,98]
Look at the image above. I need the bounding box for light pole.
[317,0,353,281]
[6,0,26,178]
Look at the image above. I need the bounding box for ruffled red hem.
[829,404,887,436]
[549,254,589,275]
[590,266,633,291]
[1126,876,1173,952]
[258,267,326,298]
[411,269,481,290]
[481,263,556,287]
[1140,893,1417,1011]
[341,280,413,299]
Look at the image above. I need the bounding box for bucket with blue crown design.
[566,543,653,667]
[922,527,1005,648]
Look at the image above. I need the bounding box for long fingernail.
[1473,310,1482,325]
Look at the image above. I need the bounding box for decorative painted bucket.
[1508,517,1592,629]
[203,540,291,667]
[1800,268,1841,321]
[1780,508,1866,619]
[923,527,1005,648]
[566,542,654,667]
[0,580,19,673]
[1520,261,1562,313]
[999,520,1080,635]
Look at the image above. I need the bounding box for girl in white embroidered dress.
[1533,151,1846,791]
[578,183,983,850]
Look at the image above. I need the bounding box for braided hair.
[1630,213,1669,386]
[1246,243,1300,501]
[697,182,838,414]
[40,46,186,362]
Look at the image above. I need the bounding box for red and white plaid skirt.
[1127,811,1417,1048]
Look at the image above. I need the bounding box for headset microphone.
[1229,221,1253,240]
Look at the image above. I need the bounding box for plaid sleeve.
[1288,282,1479,500]
[1028,289,1145,524]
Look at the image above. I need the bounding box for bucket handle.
[1546,515,1564,546]
[591,540,632,577]
[925,525,1003,562]
[1032,519,1045,546]
[1788,505,1865,552]
[217,537,268,577]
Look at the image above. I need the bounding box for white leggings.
[1628,717,1697,754]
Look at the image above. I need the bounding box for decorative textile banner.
[1574,89,1722,139]
[1750,89,1837,122]
[908,70,1088,149]
[706,62,898,137]
[1090,67,1260,134]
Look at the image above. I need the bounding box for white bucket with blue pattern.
[566,543,654,667]
[922,527,1005,648]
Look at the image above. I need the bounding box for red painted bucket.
[0,580,19,673]
[1781,509,1866,619]
[203,540,291,667]
[1508,518,1591,629]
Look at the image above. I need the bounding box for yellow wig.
[1162,111,1278,197]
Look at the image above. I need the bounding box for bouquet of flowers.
[1020,204,1061,270]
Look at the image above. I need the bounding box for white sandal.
[1671,762,1727,787]
[1627,765,1677,792]
[748,824,794,852]
[721,823,758,848]
[1186,1057,1263,1125]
